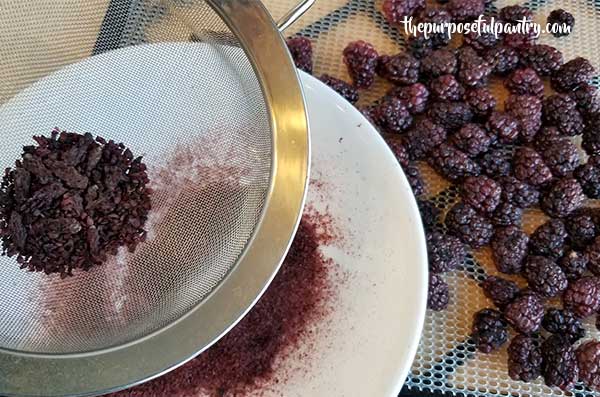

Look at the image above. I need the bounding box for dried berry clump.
[420,49,457,79]
[471,308,508,353]
[370,97,413,133]
[541,335,579,390]
[388,83,430,114]
[520,44,563,77]
[575,162,600,198]
[482,276,519,308]
[484,46,520,76]
[382,0,425,23]
[461,175,501,213]
[429,75,464,102]
[404,118,447,159]
[446,0,485,22]
[376,53,420,85]
[540,178,585,218]
[445,202,493,248]
[504,293,544,334]
[576,341,600,391]
[524,256,568,298]
[542,308,585,344]
[427,101,474,130]
[547,9,575,38]
[478,149,512,178]
[428,143,481,181]
[451,124,494,158]
[500,5,533,24]
[507,335,542,382]
[560,250,589,281]
[418,200,440,230]
[491,226,529,274]
[542,94,584,137]
[562,276,600,318]
[498,176,539,208]
[427,231,466,273]
[486,111,519,144]
[540,138,580,177]
[428,273,450,310]
[513,147,552,187]
[530,219,567,258]
[492,201,522,227]
[565,212,596,249]
[465,88,496,118]
[551,57,595,93]
[286,36,313,74]
[319,74,359,104]
[343,40,379,88]
[0,129,151,277]
[457,47,492,88]
[505,68,544,97]
[505,95,542,142]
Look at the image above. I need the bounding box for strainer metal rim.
[0,1,310,396]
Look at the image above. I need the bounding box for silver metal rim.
[0,1,309,395]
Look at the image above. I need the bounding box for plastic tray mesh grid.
[263,0,600,396]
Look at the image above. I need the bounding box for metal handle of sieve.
[276,0,316,32]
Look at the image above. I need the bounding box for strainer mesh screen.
[0,0,272,354]
[263,0,600,396]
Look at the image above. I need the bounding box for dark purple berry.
[407,32,434,59]
[569,84,599,119]
[343,40,379,88]
[542,308,585,343]
[286,36,313,74]
[547,9,575,38]
[382,0,425,23]
[500,5,533,24]
[418,200,440,230]
[463,17,500,52]
[586,237,600,276]
[498,176,539,208]
[486,111,519,144]
[576,341,600,391]
[484,45,520,75]
[445,202,493,248]
[491,226,529,274]
[524,256,568,298]
[541,335,579,390]
[559,250,589,281]
[505,95,542,142]
[417,9,453,48]
[387,83,429,114]
[404,118,447,159]
[427,101,474,130]
[505,68,544,97]
[427,231,466,273]
[461,175,501,213]
[530,219,567,259]
[551,57,595,93]
[540,138,580,177]
[370,97,413,133]
[575,162,600,199]
[540,178,585,218]
[429,75,464,101]
[478,149,512,178]
[563,276,600,318]
[472,308,508,353]
[447,0,485,22]
[428,273,449,310]
[405,165,425,196]
[513,147,552,186]
[504,293,544,334]
[457,46,492,88]
[543,94,584,137]
[504,31,537,49]
[583,115,600,155]
[465,87,496,118]
[420,49,457,79]
[376,53,420,85]
[385,137,409,168]
[535,126,563,150]
[482,276,520,308]
[429,143,481,181]
[508,335,542,382]
[491,201,522,227]
[451,123,494,158]
[565,211,596,249]
[320,74,359,104]
[520,44,563,76]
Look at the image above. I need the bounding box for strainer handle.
[277,0,316,32]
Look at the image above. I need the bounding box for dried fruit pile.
[0,128,151,277]
[288,0,600,392]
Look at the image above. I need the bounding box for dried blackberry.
[404,118,447,160]
[428,273,449,310]
[428,143,481,181]
[478,149,512,178]
[461,175,501,213]
[504,31,537,50]
[559,250,589,281]
[541,178,585,218]
[472,308,508,353]
[418,200,441,230]
[542,308,585,343]
[505,68,544,97]
[507,335,542,382]
[520,44,563,76]
[482,276,519,309]
[385,136,410,168]
[575,162,600,199]
[577,341,600,391]
[417,9,453,48]
[569,84,600,119]
[427,231,466,273]
[583,116,600,155]
[524,256,568,298]
[491,226,529,274]
[565,212,596,249]
[463,17,501,53]
[343,40,379,89]
[427,101,474,130]
[541,334,579,390]
[407,32,434,59]
[447,0,485,22]
[535,126,562,150]
[499,176,539,208]
[492,201,522,227]
[530,219,567,259]
[513,147,552,186]
[505,95,542,142]
[504,293,544,334]
[388,83,430,114]
[451,124,494,158]
[457,47,492,88]
[382,0,425,23]
[319,74,359,104]
[486,111,519,144]
[430,75,464,102]
[540,139,580,177]
[586,237,600,276]
[563,276,600,318]
[370,97,413,134]
[445,202,493,248]
[405,165,425,196]
[286,36,313,74]
[542,94,584,137]
[465,88,496,118]
[500,5,533,24]
[551,57,595,93]
[547,9,575,38]
[484,45,520,75]
[376,53,420,85]
[420,49,457,79]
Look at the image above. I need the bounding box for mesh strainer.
[0,0,310,395]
